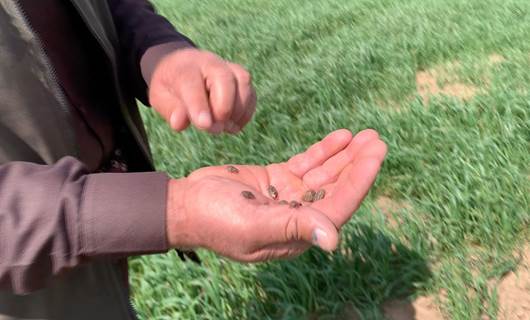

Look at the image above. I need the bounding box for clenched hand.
[166,129,387,262]
[148,48,256,134]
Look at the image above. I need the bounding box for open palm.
[175,129,387,261]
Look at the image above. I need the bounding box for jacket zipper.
[128,299,139,319]
[11,0,79,158]
[10,1,137,319]
[105,259,139,320]
[67,3,146,319]
[69,0,153,166]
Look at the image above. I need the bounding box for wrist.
[166,177,191,248]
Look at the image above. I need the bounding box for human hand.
[148,48,256,134]
[166,129,387,262]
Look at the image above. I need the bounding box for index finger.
[179,69,213,130]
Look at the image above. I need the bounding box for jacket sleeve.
[108,0,195,105]
[0,156,170,294]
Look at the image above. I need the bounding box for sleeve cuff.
[79,171,170,257]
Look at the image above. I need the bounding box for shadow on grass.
[249,223,432,320]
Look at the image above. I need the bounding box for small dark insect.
[267,185,279,199]
[314,189,326,201]
[279,200,289,205]
[289,200,302,208]
[302,190,316,202]
[226,165,239,173]
[241,191,255,199]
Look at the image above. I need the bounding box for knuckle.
[149,93,171,116]
[149,90,162,107]
[178,68,201,84]
[362,128,380,140]
[312,145,326,160]
[284,213,300,242]
[215,68,237,83]
[202,50,221,61]
[237,69,252,86]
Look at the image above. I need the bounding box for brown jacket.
[0,0,190,318]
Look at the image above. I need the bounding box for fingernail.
[198,111,212,128]
[312,228,328,246]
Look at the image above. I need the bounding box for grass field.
[130,0,530,319]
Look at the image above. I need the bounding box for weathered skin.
[165,129,388,262]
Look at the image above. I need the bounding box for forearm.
[108,0,195,104]
[0,157,169,294]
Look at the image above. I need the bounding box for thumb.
[254,205,339,252]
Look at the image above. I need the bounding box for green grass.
[130,0,530,319]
